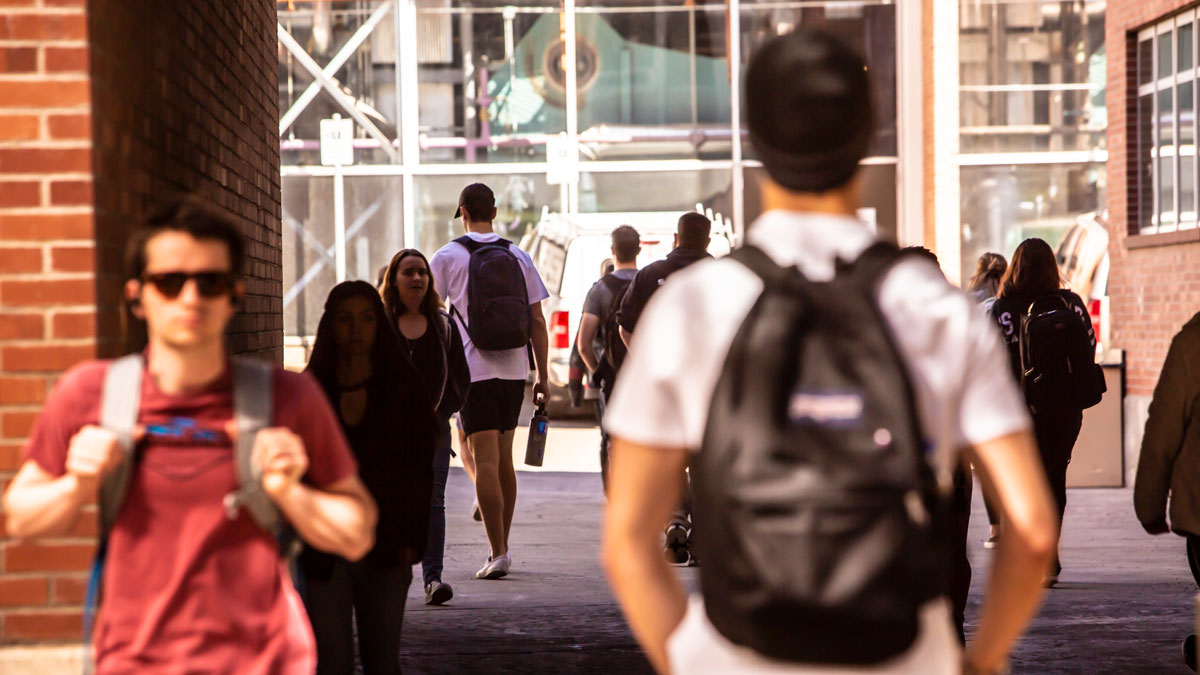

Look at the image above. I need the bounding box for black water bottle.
[524,402,549,467]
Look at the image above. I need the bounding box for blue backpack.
[452,236,531,351]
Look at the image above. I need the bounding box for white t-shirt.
[430,231,550,383]
[604,210,1031,675]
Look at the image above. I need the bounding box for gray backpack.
[83,354,287,670]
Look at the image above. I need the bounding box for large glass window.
[959,2,1105,154]
[958,1,1106,284]
[1137,13,1200,235]
[278,1,908,341]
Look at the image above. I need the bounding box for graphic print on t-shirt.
[145,416,229,445]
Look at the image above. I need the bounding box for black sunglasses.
[142,271,237,299]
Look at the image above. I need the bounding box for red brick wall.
[0,0,281,645]
[1107,0,1200,398]
[0,0,96,643]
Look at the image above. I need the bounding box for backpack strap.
[98,354,144,537]
[728,245,810,295]
[223,357,281,534]
[87,354,145,668]
[838,241,906,288]
[455,235,511,254]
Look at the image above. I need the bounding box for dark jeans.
[421,419,453,587]
[304,558,413,675]
[1033,409,1083,572]
[596,388,611,495]
[949,465,973,645]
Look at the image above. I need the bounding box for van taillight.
[551,311,570,349]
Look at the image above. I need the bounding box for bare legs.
[467,428,519,557]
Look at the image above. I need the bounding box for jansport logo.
[788,390,864,426]
[145,417,227,446]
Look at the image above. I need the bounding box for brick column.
[0,0,282,645]
[0,0,96,643]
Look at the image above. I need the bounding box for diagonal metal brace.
[278,23,399,162]
[279,1,395,137]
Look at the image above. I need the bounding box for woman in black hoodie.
[303,280,438,675]
[990,238,1096,586]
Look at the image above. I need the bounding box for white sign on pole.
[320,114,354,167]
[545,133,578,186]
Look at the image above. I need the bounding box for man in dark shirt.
[613,212,711,565]
[617,212,712,347]
[576,226,641,494]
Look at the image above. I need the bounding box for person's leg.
[350,560,412,675]
[597,388,610,495]
[469,429,507,558]
[1033,411,1081,577]
[498,428,518,549]
[949,464,973,643]
[302,559,355,675]
[458,417,476,484]
[422,419,452,588]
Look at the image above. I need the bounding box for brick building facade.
[0,0,281,643]
[1106,0,1200,466]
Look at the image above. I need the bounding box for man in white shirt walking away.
[601,28,1057,675]
[430,183,550,580]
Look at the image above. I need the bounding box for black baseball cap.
[454,183,495,221]
[745,28,874,193]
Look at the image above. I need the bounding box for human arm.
[615,272,643,348]
[964,430,1057,672]
[250,426,377,561]
[577,312,602,374]
[1134,329,1198,533]
[602,438,689,674]
[3,416,130,539]
[530,299,550,403]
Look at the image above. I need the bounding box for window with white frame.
[1137,13,1198,234]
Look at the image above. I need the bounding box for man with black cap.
[601,28,1056,675]
[430,183,550,581]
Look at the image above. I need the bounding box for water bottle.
[524,402,549,467]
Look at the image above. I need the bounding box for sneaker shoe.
[1183,634,1197,672]
[475,554,510,580]
[471,499,482,522]
[424,580,454,606]
[665,522,689,549]
[983,534,999,550]
[664,545,689,565]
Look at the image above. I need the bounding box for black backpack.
[598,274,633,375]
[1018,294,1105,414]
[433,309,470,417]
[452,236,531,351]
[691,243,946,665]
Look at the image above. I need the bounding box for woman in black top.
[989,238,1096,586]
[380,249,470,606]
[303,281,438,675]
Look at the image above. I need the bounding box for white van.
[524,207,735,416]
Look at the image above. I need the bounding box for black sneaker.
[1184,634,1197,672]
[425,580,454,606]
[665,523,689,549]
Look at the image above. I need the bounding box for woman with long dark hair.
[969,252,1008,548]
[303,280,438,674]
[380,249,470,606]
[990,238,1095,586]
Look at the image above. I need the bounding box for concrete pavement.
[407,424,1199,674]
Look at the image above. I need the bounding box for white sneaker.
[475,554,510,580]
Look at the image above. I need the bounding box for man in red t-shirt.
[1,199,377,674]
